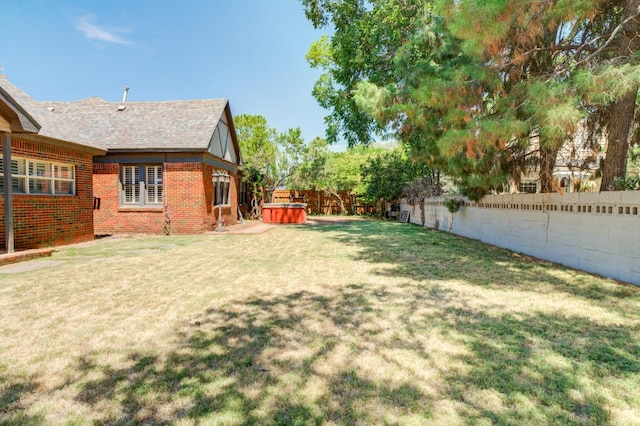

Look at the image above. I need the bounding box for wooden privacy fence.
[271,190,376,215]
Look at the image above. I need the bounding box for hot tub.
[262,203,307,224]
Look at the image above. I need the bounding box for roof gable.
[0,76,104,153]
[209,109,239,163]
[0,85,40,133]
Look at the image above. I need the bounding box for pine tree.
[303,0,640,195]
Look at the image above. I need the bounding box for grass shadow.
[0,372,42,425]
[3,219,639,424]
[300,219,640,304]
[441,307,640,424]
[54,282,639,424]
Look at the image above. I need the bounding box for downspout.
[2,132,14,253]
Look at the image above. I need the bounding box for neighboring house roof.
[44,97,232,152]
[0,76,105,154]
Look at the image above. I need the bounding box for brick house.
[0,77,106,250]
[46,95,244,235]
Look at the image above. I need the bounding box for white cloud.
[75,15,133,45]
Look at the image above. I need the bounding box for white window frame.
[519,181,538,194]
[145,165,163,205]
[0,156,75,195]
[120,164,163,207]
[121,165,141,205]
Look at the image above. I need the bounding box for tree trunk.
[539,144,560,193]
[325,188,346,215]
[601,90,638,190]
[600,0,640,191]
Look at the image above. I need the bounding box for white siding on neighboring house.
[514,125,606,194]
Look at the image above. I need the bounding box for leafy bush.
[444,197,463,213]
[613,176,640,190]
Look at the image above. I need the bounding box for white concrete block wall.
[400,192,640,286]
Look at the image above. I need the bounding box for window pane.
[124,184,140,203]
[0,158,26,176]
[519,182,537,194]
[29,161,51,177]
[146,185,162,204]
[145,166,163,204]
[29,178,51,194]
[146,165,162,184]
[216,181,221,205]
[12,177,25,193]
[122,166,140,204]
[223,181,230,204]
[55,180,74,195]
[123,166,139,185]
[55,164,74,180]
[12,159,25,175]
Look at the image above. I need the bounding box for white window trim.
[145,165,163,205]
[518,181,539,194]
[0,156,76,196]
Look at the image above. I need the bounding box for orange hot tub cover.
[262,203,307,224]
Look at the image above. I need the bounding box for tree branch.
[574,10,640,67]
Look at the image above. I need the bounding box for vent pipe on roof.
[122,86,129,103]
[118,86,129,111]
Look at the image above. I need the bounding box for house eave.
[0,87,41,133]
[105,147,208,154]
[94,151,239,174]
[13,133,107,156]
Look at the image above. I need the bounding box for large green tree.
[577,0,640,190]
[234,114,277,203]
[304,0,640,195]
[303,0,428,146]
[360,145,438,216]
[294,142,387,213]
[234,114,311,203]
[438,0,640,191]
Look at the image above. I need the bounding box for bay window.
[213,171,230,206]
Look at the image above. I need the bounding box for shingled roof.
[0,76,105,153]
[44,97,230,151]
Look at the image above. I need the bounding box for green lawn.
[1,219,639,425]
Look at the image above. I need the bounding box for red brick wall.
[93,161,239,235]
[0,137,95,250]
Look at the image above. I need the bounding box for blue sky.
[1,0,347,150]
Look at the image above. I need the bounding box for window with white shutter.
[120,164,163,207]
[0,156,75,195]
[146,165,163,204]
[122,165,141,204]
